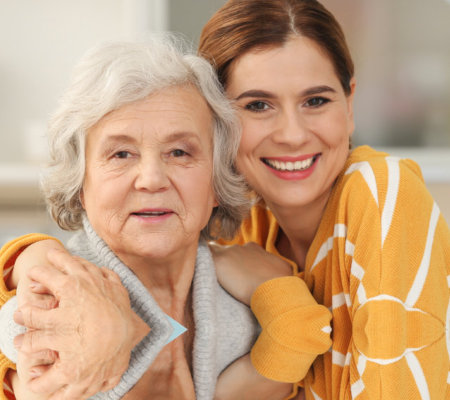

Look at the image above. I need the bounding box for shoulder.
[336,145,430,209]
[217,202,279,248]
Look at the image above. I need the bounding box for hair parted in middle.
[199,0,354,95]
[42,33,249,240]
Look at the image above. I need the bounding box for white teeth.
[265,156,315,171]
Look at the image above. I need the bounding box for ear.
[346,77,357,137]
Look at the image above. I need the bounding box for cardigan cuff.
[250,276,332,383]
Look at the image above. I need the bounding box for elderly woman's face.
[81,85,217,264]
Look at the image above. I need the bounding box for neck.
[268,188,331,268]
[118,245,197,320]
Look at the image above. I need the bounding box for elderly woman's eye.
[171,149,188,157]
[114,151,131,159]
[245,101,270,112]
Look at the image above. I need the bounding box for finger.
[30,365,97,400]
[100,267,122,284]
[27,366,66,396]
[20,349,58,366]
[48,385,92,400]
[15,305,62,331]
[14,310,73,352]
[55,383,98,400]
[47,248,95,277]
[22,293,58,310]
[29,364,53,379]
[101,375,121,392]
[29,280,53,295]
[14,331,58,354]
[73,256,105,278]
[26,265,68,296]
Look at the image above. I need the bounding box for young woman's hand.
[14,248,150,400]
[210,242,293,305]
[214,354,294,400]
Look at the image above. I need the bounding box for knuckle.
[43,349,58,362]
[48,296,59,309]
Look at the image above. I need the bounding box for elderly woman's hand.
[14,248,150,400]
[211,242,293,305]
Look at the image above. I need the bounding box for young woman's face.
[226,36,355,213]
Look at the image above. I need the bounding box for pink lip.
[261,153,321,181]
[130,208,174,223]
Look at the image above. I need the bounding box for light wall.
[0,0,449,244]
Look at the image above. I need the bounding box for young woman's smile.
[227,36,355,213]
[261,153,321,180]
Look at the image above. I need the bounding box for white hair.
[42,33,249,239]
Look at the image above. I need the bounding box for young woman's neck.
[268,189,331,269]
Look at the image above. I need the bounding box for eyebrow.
[162,131,202,144]
[302,85,337,96]
[234,85,337,101]
[100,134,137,145]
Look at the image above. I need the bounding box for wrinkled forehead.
[87,84,215,147]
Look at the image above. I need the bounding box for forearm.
[210,242,293,305]
[215,354,293,400]
[5,238,63,290]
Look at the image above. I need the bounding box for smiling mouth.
[262,154,320,172]
[132,211,172,217]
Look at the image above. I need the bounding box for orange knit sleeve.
[250,276,332,383]
[0,233,61,400]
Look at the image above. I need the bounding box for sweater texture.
[222,146,450,400]
[0,218,259,400]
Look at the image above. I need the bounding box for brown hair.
[199,0,354,95]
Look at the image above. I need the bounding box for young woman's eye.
[304,97,330,108]
[113,151,131,159]
[245,101,270,112]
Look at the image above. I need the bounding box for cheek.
[237,115,260,152]
[177,169,215,209]
[235,149,249,178]
[319,112,352,147]
[83,170,128,216]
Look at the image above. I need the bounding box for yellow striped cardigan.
[223,146,450,399]
[1,146,449,399]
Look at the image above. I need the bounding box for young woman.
[198,1,450,399]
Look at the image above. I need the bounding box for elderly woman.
[0,34,332,400]
[0,35,282,400]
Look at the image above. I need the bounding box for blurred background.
[1,0,449,245]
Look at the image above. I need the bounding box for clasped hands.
[13,248,149,400]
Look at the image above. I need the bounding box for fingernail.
[29,369,42,379]
[14,310,24,325]
[14,334,23,349]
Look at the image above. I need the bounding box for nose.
[134,156,170,193]
[271,107,311,148]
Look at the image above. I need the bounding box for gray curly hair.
[42,34,249,240]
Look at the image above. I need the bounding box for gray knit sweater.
[0,217,259,399]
